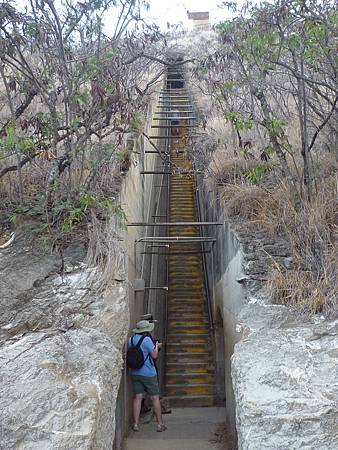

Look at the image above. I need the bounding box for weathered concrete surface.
[199,184,338,449]
[126,407,228,450]
[0,226,128,450]
[232,310,338,450]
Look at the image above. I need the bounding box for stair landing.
[126,407,227,450]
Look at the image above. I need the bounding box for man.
[127,320,167,432]
[170,109,180,136]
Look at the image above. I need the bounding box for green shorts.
[131,375,159,396]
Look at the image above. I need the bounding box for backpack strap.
[135,335,146,348]
[132,334,151,365]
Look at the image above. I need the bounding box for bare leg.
[150,395,163,425]
[133,393,143,426]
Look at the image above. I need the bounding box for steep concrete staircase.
[161,87,216,407]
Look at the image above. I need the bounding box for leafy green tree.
[0,0,168,237]
[196,0,337,207]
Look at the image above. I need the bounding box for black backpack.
[126,335,149,369]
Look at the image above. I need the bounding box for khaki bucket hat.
[133,320,154,333]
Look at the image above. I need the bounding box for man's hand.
[151,341,162,359]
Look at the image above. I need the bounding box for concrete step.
[168,313,208,322]
[169,286,204,290]
[170,276,203,282]
[168,292,205,297]
[168,203,193,206]
[167,333,210,344]
[168,317,209,326]
[170,256,201,260]
[168,272,202,279]
[168,296,206,302]
[166,372,214,384]
[169,285,204,290]
[169,204,194,207]
[168,269,202,276]
[166,394,216,408]
[168,305,206,312]
[169,189,194,193]
[169,257,201,262]
[169,291,205,297]
[167,342,210,353]
[169,263,202,268]
[166,351,211,363]
[169,292,205,298]
[168,305,207,313]
[168,325,209,335]
[169,209,195,212]
[170,252,201,258]
[170,284,205,291]
[168,306,207,313]
[166,383,215,396]
[168,295,205,300]
[170,203,194,207]
[170,196,194,199]
[169,252,202,256]
[169,216,196,220]
[168,229,199,234]
[166,361,214,373]
[168,300,205,307]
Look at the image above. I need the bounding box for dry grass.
[219,184,283,234]
[266,180,337,317]
[207,156,259,187]
[86,214,126,292]
[267,256,337,316]
[216,165,337,317]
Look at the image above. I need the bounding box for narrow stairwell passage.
[165,101,216,407]
[126,72,226,450]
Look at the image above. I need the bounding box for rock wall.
[233,311,338,450]
[0,82,167,450]
[0,226,128,449]
[198,185,338,449]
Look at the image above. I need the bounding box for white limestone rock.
[232,309,338,450]
[0,228,129,449]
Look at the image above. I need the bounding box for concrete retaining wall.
[197,182,338,450]
[114,87,169,448]
[197,184,246,433]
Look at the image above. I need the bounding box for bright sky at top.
[15,0,245,33]
[142,0,239,30]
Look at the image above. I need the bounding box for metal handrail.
[163,104,170,393]
[194,167,214,332]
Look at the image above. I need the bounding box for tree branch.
[0,152,38,179]
[0,88,38,135]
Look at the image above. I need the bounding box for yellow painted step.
[166,384,214,396]
[166,373,214,384]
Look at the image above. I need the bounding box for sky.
[15,0,245,33]
[143,0,236,30]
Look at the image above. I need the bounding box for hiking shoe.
[157,424,167,432]
[132,424,140,432]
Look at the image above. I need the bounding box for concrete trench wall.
[197,183,246,433]
[113,88,169,448]
[197,181,338,450]
[114,80,338,449]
